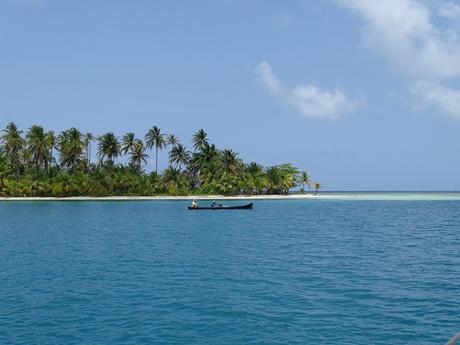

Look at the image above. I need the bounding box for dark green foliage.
[0,123,312,197]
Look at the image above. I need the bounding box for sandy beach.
[2,192,460,201]
[0,194,320,201]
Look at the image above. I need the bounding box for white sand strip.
[0,194,319,201]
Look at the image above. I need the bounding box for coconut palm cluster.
[0,123,319,197]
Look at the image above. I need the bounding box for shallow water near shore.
[319,191,460,201]
[1,198,460,344]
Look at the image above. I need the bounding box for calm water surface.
[1,198,460,344]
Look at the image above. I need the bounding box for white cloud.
[336,0,460,119]
[337,0,460,79]
[410,81,460,119]
[255,61,284,97]
[439,1,460,19]
[255,61,357,119]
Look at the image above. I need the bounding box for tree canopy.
[0,123,316,197]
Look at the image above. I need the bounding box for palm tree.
[201,143,218,164]
[122,132,136,155]
[161,166,188,195]
[97,132,120,166]
[0,158,8,189]
[246,162,263,177]
[0,124,312,198]
[169,144,190,170]
[196,143,220,184]
[25,125,50,170]
[192,129,208,152]
[1,122,24,178]
[243,162,266,195]
[58,128,85,174]
[299,171,311,194]
[145,126,165,174]
[189,143,218,177]
[265,166,283,194]
[129,139,149,172]
[278,164,300,194]
[46,131,56,169]
[314,182,322,195]
[218,149,243,176]
[83,132,94,167]
[166,134,180,147]
[66,128,85,174]
[57,130,70,167]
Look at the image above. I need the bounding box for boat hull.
[188,202,253,210]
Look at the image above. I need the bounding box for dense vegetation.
[0,123,319,197]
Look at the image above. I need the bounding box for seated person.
[191,199,198,208]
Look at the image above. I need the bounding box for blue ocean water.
[1,197,459,344]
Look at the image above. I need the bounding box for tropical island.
[0,123,320,197]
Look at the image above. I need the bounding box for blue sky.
[1,0,460,190]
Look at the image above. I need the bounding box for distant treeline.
[0,123,319,197]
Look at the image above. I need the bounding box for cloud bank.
[410,81,460,119]
[337,0,460,119]
[255,61,357,119]
[438,1,460,19]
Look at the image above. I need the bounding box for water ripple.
[0,200,459,344]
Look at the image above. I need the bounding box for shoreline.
[0,194,319,201]
[2,192,460,202]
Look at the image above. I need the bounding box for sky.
[1,0,460,190]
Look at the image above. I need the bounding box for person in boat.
[211,200,223,208]
[191,199,198,208]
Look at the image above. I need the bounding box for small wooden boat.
[188,202,253,210]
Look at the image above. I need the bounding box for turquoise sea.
[1,193,460,344]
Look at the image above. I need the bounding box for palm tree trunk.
[15,161,19,179]
[155,146,158,174]
[86,143,89,166]
[48,148,53,172]
[86,143,91,172]
[72,156,77,175]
